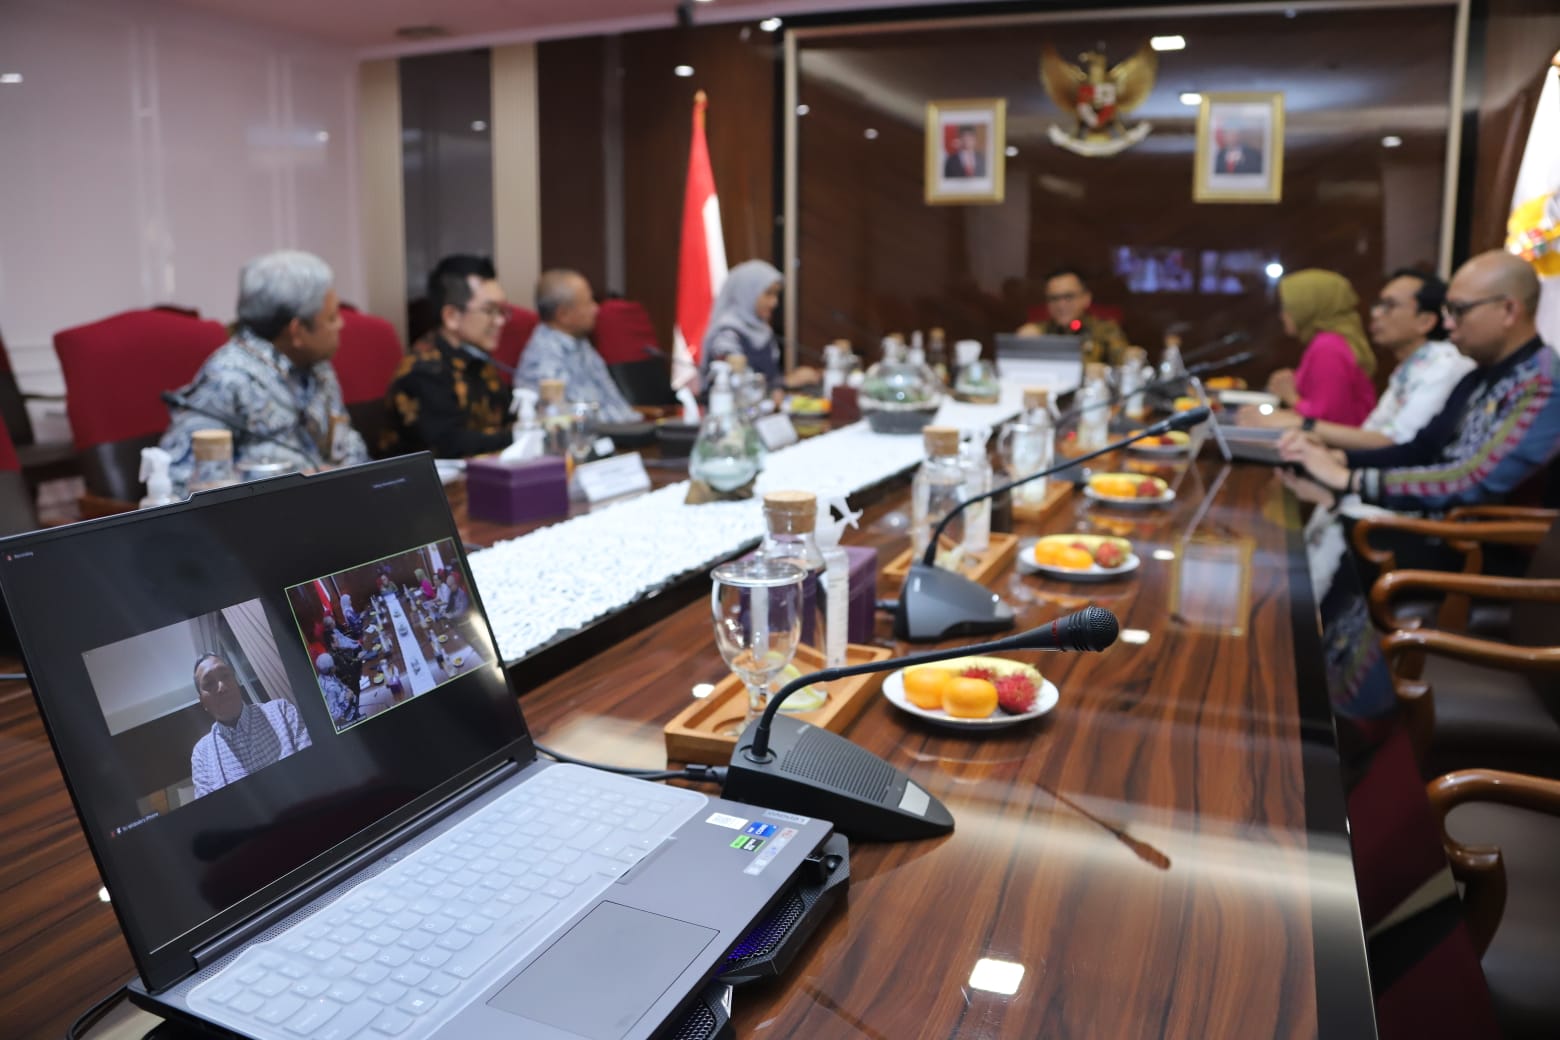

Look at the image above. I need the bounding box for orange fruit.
[943,677,998,718]
[1033,541,1067,565]
[1054,546,1095,570]
[903,667,953,710]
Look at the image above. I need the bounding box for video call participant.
[190,653,311,799]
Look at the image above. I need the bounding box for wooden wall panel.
[538,36,609,295]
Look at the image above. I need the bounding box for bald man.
[515,270,637,422]
[1282,250,1558,512]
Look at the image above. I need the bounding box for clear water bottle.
[538,379,573,458]
[999,388,1056,507]
[690,360,763,492]
[927,327,949,387]
[188,429,238,493]
[757,490,831,710]
[1159,333,1186,383]
[1076,363,1112,451]
[726,352,768,419]
[911,425,969,568]
[1120,346,1150,422]
[959,427,992,554]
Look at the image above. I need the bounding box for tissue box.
[742,544,880,645]
[466,455,569,525]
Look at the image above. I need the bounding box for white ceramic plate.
[1084,486,1177,509]
[1017,538,1140,582]
[1126,434,1191,457]
[1218,389,1280,408]
[882,669,1059,730]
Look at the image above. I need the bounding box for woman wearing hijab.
[699,260,818,392]
[1266,269,1378,426]
[340,593,361,636]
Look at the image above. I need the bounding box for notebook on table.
[0,455,832,1040]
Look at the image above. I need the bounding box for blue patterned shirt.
[515,324,638,422]
[160,329,369,495]
[190,700,312,798]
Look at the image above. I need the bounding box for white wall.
[0,0,365,394]
[83,618,202,735]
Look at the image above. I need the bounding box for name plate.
[754,413,799,451]
[573,452,652,503]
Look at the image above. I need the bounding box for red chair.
[335,305,405,454]
[54,308,228,501]
[0,413,35,536]
[492,305,540,379]
[593,300,660,365]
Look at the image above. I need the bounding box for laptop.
[0,456,833,1040]
[993,333,1083,395]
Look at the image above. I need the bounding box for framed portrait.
[925,98,1006,205]
[1194,92,1284,204]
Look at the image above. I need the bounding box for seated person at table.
[1240,269,1472,448]
[190,653,311,799]
[382,254,514,458]
[160,250,368,495]
[516,270,638,421]
[1283,251,1559,513]
[315,652,359,725]
[1263,269,1378,426]
[339,593,363,636]
[698,260,819,392]
[1015,267,1129,368]
[441,571,470,617]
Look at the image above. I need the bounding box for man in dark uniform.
[1017,267,1129,367]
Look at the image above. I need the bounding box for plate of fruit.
[1018,534,1139,582]
[1084,473,1175,508]
[1126,430,1191,457]
[883,656,1058,730]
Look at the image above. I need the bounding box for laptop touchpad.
[488,901,717,1040]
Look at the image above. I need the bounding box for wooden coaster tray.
[881,531,1020,585]
[664,641,894,763]
[1010,481,1073,524]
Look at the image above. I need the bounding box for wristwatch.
[1300,416,1317,433]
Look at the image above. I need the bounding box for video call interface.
[0,465,525,961]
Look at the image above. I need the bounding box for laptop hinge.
[190,758,523,972]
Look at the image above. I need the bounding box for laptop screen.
[0,458,528,985]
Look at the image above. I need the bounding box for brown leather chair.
[1429,769,1560,1039]
[1373,515,1560,779]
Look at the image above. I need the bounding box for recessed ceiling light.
[0,73,22,85]
[796,104,810,116]
[1179,92,1202,106]
[1005,145,1019,157]
[759,17,782,32]
[470,119,488,132]
[1265,262,1285,279]
[1151,35,1186,51]
[674,65,695,78]
[694,0,716,4]
[1381,135,1403,148]
[864,128,879,140]
[314,130,330,143]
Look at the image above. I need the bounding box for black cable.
[533,742,725,785]
[65,983,129,1040]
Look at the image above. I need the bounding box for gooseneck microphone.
[456,342,516,378]
[1177,329,1249,365]
[892,407,1209,642]
[722,607,1120,842]
[159,390,312,457]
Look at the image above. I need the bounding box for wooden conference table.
[0,457,1377,1039]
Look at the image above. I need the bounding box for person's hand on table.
[1266,368,1298,406]
[1280,436,1349,493]
[1236,404,1301,430]
[1278,468,1339,508]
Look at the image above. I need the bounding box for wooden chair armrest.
[1446,505,1559,524]
[1426,769,1560,955]
[1383,626,1560,672]
[1352,515,1548,574]
[1371,570,1560,630]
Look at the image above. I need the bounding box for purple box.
[741,543,880,645]
[466,455,569,525]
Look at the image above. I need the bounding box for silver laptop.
[994,333,1084,395]
[0,456,832,1040]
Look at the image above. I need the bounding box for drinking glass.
[569,401,600,467]
[710,558,806,735]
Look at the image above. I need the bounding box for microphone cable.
[532,741,726,785]
[64,982,129,1040]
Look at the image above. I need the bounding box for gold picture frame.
[1194,92,1284,204]
[925,98,1006,205]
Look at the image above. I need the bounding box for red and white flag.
[671,90,728,393]
[1507,57,1560,347]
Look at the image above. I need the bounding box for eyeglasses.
[464,303,508,321]
[1441,295,1507,323]
[1370,297,1410,314]
[1045,292,1083,304]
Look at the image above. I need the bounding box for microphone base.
[892,563,1016,643]
[725,716,954,843]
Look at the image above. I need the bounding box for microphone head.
[1167,405,1212,430]
[1067,605,1120,651]
[160,389,184,408]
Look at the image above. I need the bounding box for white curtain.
[222,601,296,708]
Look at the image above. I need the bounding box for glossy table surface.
[0,458,1376,1039]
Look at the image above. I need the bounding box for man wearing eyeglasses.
[1016,267,1129,367]
[382,255,516,458]
[190,653,311,799]
[1283,251,1558,512]
[1245,268,1473,447]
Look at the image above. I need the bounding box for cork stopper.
[1085,362,1109,381]
[831,338,851,350]
[762,490,817,534]
[929,327,945,340]
[1164,332,1183,349]
[1023,387,1051,411]
[886,332,906,345]
[1125,346,1148,364]
[726,353,749,373]
[540,379,566,403]
[923,425,959,456]
[191,428,233,462]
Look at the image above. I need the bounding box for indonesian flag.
[671,90,728,392]
[1507,57,1560,346]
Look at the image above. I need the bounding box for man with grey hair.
[159,250,368,494]
[516,269,638,422]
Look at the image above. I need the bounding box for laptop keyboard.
[187,764,706,1040]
